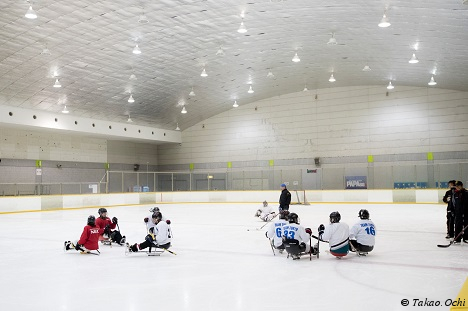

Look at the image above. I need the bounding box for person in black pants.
[279,183,291,211]
[442,180,456,239]
[453,181,468,244]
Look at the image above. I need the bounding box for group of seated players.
[258,202,376,259]
[64,207,172,255]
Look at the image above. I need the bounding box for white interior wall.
[107,140,158,165]
[158,85,468,165]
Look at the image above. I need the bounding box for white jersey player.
[349,209,375,255]
[255,201,276,222]
[282,213,312,257]
[319,211,349,258]
[128,212,172,253]
[266,211,289,251]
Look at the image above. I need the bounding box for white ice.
[0,203,467,311]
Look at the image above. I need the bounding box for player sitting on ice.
[348,209,376,256]
[96,208,126,245]
[144,207,171,229]
[128,211,172,253]
[319,211,349,258]
[266,210,290,253]
[281,212,314,260]
[64,215,103,254]
[254,201,277,222]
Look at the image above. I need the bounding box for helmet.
[152,212,163,221]
[288,213,300,224]
[87,215,96,226]
[149,207,160,213]
[262,201,268,207]
[329,211,341,223]
[279,210,290,220]
[98,208,107,216]
[358,209,369,220]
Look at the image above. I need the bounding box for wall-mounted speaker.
[134,164,140,171]
[314,157,320,166]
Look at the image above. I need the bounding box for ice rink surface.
[1,203,467,311]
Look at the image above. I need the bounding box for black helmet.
[98,208,107,216]
[358,209,369,220]
[279,210,290,220]
[149,207,160,213]
[330,211,341,223]
[88,215,96,226]
[288,213,300,224]
[152,212,162,221]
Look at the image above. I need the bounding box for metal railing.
[0,162,467,195]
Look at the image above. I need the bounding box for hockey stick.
[437,224,468,248]
[269,238,276,256]
[311,235,328,243]
[247,213,279,231]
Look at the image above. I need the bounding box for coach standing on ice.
[279,183,291,211]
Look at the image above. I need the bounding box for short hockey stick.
[247,213,279,231]
[437,224,468,248]
[269,238,276,256]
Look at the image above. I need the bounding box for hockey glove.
[305,228,312,235]
[104,224,111,236]
[144,217,149,223]
[74,243,83,251]
[318,224,325,234]
[149,227,154,234]
[166,219,171,225]
[145,234,155,243]
[112,217,118,224]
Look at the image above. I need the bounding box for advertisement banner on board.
[345,176,367,189]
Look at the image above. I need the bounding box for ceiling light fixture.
[233,100,239,108]
[189,87,196,96]
[216,47,225,56]
[248,85,254,93]
[128,94,135,103]
[133,44,141,55]
[127,115,133,123]
[175,123,180,131]
[181,106,187,114]
[138,14,149,24]
[237,20,247,33]
[428,76,437,86]
[292,52,300,63]
[200,68,208,77]
[25,5,37,19]
[327,33,337,45]
[53,79,61,88]
[129,73,137,80]
[408,53,419,64]
[329,74,336,82]
[266,71,275,79]
[61,105,69,114]
[387,81,394,90]
[378,12,391,28]
[362,65,371,71]
[41,47,51,55]
[303,85,309,92]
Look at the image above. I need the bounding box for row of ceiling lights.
[25,4,451,128]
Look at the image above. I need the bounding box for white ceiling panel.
[0,0,466,132]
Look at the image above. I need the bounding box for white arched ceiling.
[0,0,467,135]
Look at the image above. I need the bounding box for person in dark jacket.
[453,181,468,243]
[442,180,456,239]
[279,183,291,211]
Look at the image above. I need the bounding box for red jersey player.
[64,215,102,254]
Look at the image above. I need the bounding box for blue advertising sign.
[345,176,367,189]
